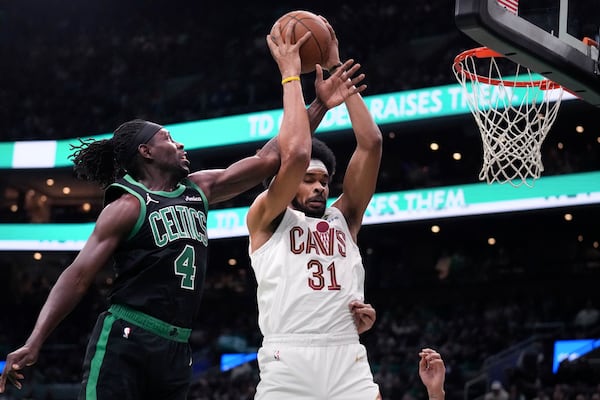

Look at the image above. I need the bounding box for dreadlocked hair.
[69,119,147,188]
[69,137,119,188]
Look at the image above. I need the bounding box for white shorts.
[255,334,380,400]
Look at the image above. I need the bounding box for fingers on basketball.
[274,10,332,74]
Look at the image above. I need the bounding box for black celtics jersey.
[104,174,209,328]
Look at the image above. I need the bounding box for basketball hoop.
[453,46,564,187]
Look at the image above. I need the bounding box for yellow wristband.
[281,76,300,85]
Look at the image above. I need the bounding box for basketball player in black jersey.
[0,26,368,399]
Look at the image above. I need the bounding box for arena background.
[1,0,599,399]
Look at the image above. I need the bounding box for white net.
[453,48,564,187]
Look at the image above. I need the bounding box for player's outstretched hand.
[0,345,39,393]
[314,59,366,110]
[418,348,446,400]
[318,15,341,72]
[349,300,376,334]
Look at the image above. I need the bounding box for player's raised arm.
[246,22,312,247]
[331,69,382,239]
[189,23,363,206]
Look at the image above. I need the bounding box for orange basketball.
[274,10,331,74]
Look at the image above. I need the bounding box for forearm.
[25,270,88,349]
[254,136,282,176]
[280,80,310,157]
[345,93,382,148]
[256,135,280,158]
[307,98,329,134]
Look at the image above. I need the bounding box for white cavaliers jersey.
[249,207,365,337]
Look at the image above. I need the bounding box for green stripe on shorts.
[86,313,115,400]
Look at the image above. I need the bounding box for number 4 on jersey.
[174,244,197,290]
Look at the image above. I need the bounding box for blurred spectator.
[551,384,570,400]
[485,380,509,400]
[533,388,551,400]
[24,189,51,222]
[508,383,526,400]
[573,299,600,331]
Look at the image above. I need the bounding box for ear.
[138,143,152,159]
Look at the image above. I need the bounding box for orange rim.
[453,46,562,90]
[583,36,599,48]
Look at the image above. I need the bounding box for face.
[143,129,190,178]
[291,169,330,218]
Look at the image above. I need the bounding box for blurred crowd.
[2,1,600,399]
[1,235,599,399]
[2,0,599,223]
[1,0,465,142]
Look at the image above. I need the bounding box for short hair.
[311,137,336,177]
[262,137,336,189]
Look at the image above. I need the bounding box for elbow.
[365,129,383,152]
[263,152,281,176]
[254,152,280,178]
[374,130,383,146]
[283,147,311,170]
[295,147,311,166]
[255,138,282,176]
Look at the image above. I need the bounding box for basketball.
[274,10,331,74]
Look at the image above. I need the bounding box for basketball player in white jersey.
[246,18,383,399]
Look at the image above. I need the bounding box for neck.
[137,166,184,192]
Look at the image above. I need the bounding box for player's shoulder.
[96,193,140,235]
[187,169,221,194]
[104,192,141,212]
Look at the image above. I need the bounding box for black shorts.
[79,308,193,400]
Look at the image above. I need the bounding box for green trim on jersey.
[122,174,187,197]
[107,182,147,240]
[106,175,209,240]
